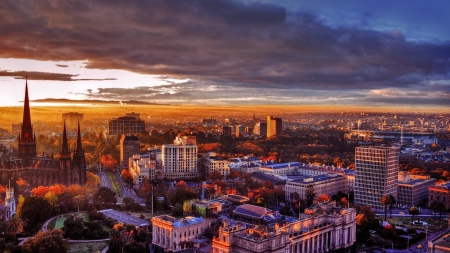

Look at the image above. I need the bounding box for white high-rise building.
[355,146,399,210]
[161,136,199,180]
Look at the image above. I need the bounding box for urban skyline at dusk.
[0,0,449,110]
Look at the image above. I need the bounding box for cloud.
[0,70,116,81]
[31,98,164,105]
[0,0,449,105]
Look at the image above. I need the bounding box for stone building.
[213,202,356,253]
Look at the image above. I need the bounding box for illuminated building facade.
[108,115,145,135]
[397,172,436,207]
[120,135,140,168]
[201,152,230,178]
[253,122,267,137]
[152,215,211,252]
[212,202,356,253]
[428,182,450,210]
[266,116,282,137]
[161,136,199,180]
[285,174,348,202]
[128,151,160,184]
[354,146,399,210]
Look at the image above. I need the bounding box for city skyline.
[0,0,449,109]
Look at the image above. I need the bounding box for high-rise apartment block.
[253,122,267,137]
[267,116,282,137]
[222,126,232,136]
[108,114,145,135]
[355,146,399,210]
[62,112,84,127]
[161,136,199,180]
[120,135,140,168]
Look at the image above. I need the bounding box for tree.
[123,241,147,253]
[86,171,101,187]
[305,185,315,207]
[62,214,84,239]
[6,217,24,238]
[381,224,396,239]
[21,196,53,232]
[31,186,49,197]
[408,206,419,225]
[121,169,134,186]
[381,195,390,221]
[316,194,331,203]
[123,197,135,208]
[172,203,183,216]
[101,154,117,169]
[22,229,70,253]
[44,191,58,209]
[16,178,30,194]
[93,187,117,207]
[15,194,25,219]
[388,195,396,218]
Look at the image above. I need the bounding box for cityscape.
[0,1,449,253]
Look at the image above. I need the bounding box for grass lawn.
[69,241,109,253]
[108,171,123,197]
[47,213,90,230]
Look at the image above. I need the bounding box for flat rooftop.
[100,209,149,227]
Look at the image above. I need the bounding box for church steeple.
[18,77,36,165]
[61,121,70,156]
[75,120,83,153]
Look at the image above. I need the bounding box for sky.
[0,0,449,109]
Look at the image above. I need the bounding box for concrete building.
[355,146,399,210]
[108,114,145,135]
[259,162,300,175]
[201,152,230,178]
[397,172,436,207]
[235,125,245,137]
[62,112,84,127]
[161,136,199,180]
[128,150,161,184]
[120,135,140,168]
[285,174,348,202]
[267,116,282,138]
[253,122,267,137]
[152,215,211,252]
[213,202,356,253]
[222,126,232,137]
[428,182,450,210]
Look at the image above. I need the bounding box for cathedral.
[0,80,86,187]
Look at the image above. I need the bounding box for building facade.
[253,122,267,137]
[213,202,356,253]
[108,115,145,135]
[128,152,160,184]
[201,152,230,179]
[152,215,211,252]
[1,81,86,187]
[285,174,348,202]
[267,116,282,138]
[428,183,450,210]
[397,172,436,207]
[120,135,140,168]
[161,136,199,180]
[354,146,399,210]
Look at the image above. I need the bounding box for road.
[114,168,145,205]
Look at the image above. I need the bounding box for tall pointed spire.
[22,76,33,137]
[76,120,83,153]
[61,121,69,155]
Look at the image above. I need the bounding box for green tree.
[62,214,84,239]
[305,185,315,207]
[93,187,117,207]
[123,241,147,253]
[21,196,53,232]
[22,229,70,253]
[123,197,135,208]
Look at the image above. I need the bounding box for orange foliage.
[101,154,117,169]
[31,186,49,197]
[198,143,222,153]
[65,184,86,196]
[48,184,67,196]
[317,194,331,202]
[176,180,188,188]
[0,184,6,194]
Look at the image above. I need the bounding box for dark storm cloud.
[0,70,115,81]
[0,0,449,104]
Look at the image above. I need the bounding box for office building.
[222,126,232,136]
[62,112,84,127]
[285,174,348,202]
[354,146,399,210]
[267,116,282,137]
[428,182,450,210]
[397,172,436,207]
[108,114,145,135]
[253,122,267,137]
[152,215,211,252]
[120,135,140,168]
[128,149,161,184]
[213,202,356,253]
[161,136,199,180]
[200,152,230,178]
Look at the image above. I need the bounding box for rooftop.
[233,204,273,219]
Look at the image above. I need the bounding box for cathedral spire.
[61,121,69,155]
[76,120,83,153]
[21,77,33,138]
